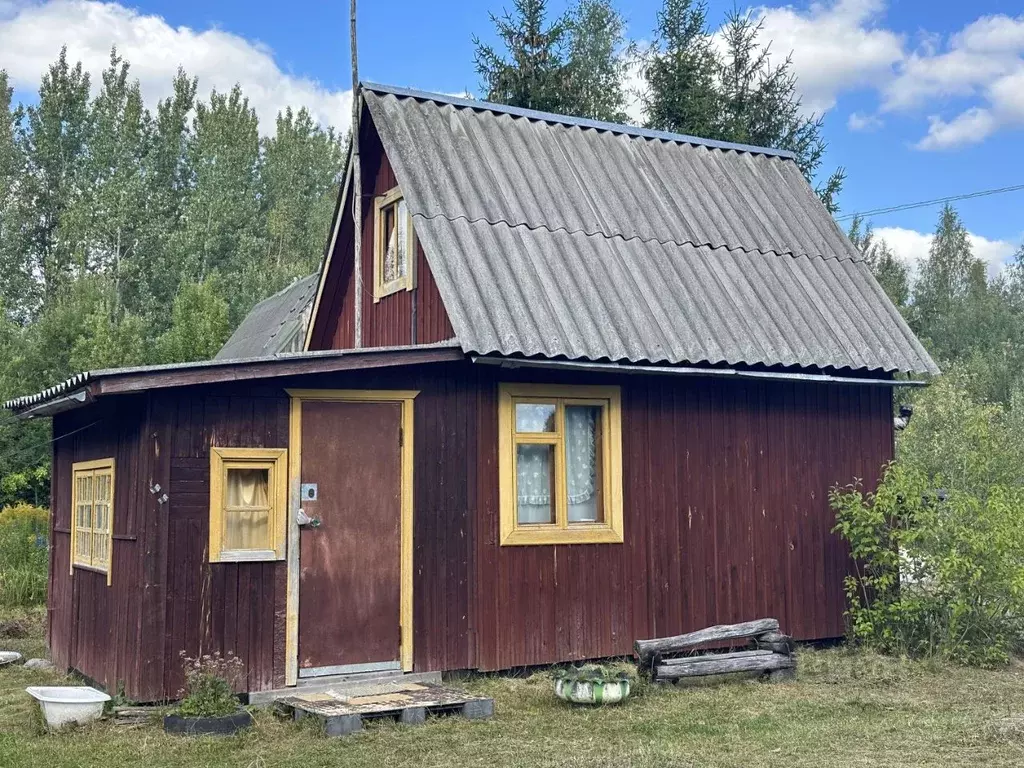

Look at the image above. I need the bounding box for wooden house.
[4,83,938,702]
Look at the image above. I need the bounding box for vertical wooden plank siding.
[307,116,455,351]
[46,361,892,698]
[471,369,894,670]
[49,397,152,698]
[160,387,290,698]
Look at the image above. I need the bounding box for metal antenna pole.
[351,0,363,348]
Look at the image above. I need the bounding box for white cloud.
[874,225,1017,278]
[883,13,1024,150]
[848,111,883,131]
[915,108,999,150]
[752,0,904,114]
[0,0,352,135]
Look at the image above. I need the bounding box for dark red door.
[297,400,403,674]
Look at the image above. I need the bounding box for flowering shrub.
[176,651,245,717]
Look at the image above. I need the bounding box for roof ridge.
[361,82,798,161]
[411,211,864,264]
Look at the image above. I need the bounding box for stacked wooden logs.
[634,618,796,682]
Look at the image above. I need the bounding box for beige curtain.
[225,468,270,550]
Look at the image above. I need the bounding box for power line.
[835,183,1024,223]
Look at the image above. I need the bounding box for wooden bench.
[635,618,796,683]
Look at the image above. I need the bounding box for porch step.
[247,669,442,707]
[275,681,494,737]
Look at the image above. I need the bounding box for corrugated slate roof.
[216,274,317,360]
[362,83,938,375]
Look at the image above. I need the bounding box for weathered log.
[656,653,794,680]
[659,649,773,666]
[753,631,794,655]
[635,619,780,665]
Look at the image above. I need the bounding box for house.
[4,83,938,702]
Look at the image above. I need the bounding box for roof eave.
[4,343,465,417]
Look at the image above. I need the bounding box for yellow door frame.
[285,388,418,686]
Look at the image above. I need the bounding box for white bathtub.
[26,686,110,729]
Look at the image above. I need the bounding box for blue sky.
[1,0,1022,272]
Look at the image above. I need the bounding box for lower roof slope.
[217,274,317,360]
[361,84,939,375]
[415,217,934,373]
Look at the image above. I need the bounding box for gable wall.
[307,116,455,351]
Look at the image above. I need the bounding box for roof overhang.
[4,342,465,419]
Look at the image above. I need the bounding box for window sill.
[211,549,284,563]
[72,563,110,578]
[500,524,624,547]
[373,279,412,303]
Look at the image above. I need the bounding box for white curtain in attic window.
[384,199,409,284]
[224,468,270,550]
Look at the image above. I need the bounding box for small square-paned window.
[373,186,415,300]
[209,447,287,562]
[71,458,115,584]
[499,384,624,546]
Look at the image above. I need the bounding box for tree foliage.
[848,215,910,308]
[0,48,345,505]
[641,2,845,210]
[832,372,1024,667]
[474,0,631,123]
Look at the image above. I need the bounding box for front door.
[297,399,403,676]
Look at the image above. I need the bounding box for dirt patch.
[0,620,29,639]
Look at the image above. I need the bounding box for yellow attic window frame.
[373,186,416,301]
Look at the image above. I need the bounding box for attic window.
[373,187,415,300]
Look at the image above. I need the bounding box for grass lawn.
[3,611,1024,768]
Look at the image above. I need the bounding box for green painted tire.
[554,678,630,705]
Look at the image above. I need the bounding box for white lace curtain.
[517,405,599,523]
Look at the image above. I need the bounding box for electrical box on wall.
[301,483,318,502]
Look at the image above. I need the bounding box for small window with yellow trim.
[209,447,287,562]
[71,458,115,584]
[499,384,624,546]
[373,186,415,301]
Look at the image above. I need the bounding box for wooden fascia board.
[92,348,466,396]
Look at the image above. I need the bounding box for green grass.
[3,632,1024,767]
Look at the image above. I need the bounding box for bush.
[831,463,1024,667]
[176,651,245,717]
[0,503,49,607]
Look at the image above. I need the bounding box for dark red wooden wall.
[307,114,455,351]
[47,361,892,699]
[50,396,156,699]
[152,387,290,697]
[471,368,893,669]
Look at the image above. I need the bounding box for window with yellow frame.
[498,384,624,546]
[373,186,415,301]
[71,458,115,584]
[209,447,287,562]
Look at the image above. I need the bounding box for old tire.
[163,710,253,736]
